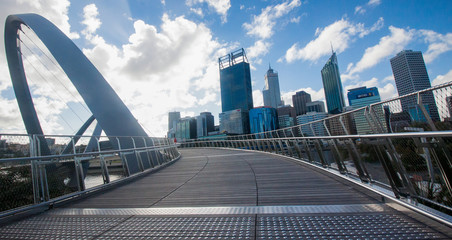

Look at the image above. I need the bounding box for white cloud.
[284,18,382,63]
[80,13,225,136]
[368,0,382,7]
[354,6,365,15]
[0,0,80,133]
[190,8,204,17]
[81,4,101,36]
[419,30,452,63]
[240,5,245,10]
[246,40,271,65]
[344,26,414,80]
[253,90,264,107]
[355,0,381,15]
[243,0,301,39]
[432,69,452,86]
[290,16,301,23]
[281,87,325,106]
[186,0,231,23]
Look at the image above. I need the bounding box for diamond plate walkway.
[1,148,451,239]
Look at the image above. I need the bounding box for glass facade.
[306,101,325,113]
[321,52,345,114]
[292,91,311,116]
[196,112,215,138]
[175,117,197,141]
[347,87,384,134]
[219,49,253,112]
[390,50,440,122]
[262,65,282,108]
[219,109,250,134]
[296,112,328,136]
[276,105,296,129]
[249,107,278,134]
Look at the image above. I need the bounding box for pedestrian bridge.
[1,146,451,239]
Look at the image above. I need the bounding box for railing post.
[310,123,328,167]
[143,137,154,168]
[298,126,314,162]
[116,137,130,177]
[339,116,371,182]
[323,120,347,173]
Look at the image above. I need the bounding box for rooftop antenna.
[330,41,334,54]
[269,62,271,70]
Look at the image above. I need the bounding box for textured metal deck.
[1,148,451,239]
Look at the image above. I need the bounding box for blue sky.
[1,0,452,136]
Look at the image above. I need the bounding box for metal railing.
[180,82,452,215]
[0,134,180,216]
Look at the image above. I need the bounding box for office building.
[277,105,296,128]
[390,50,440,122]
[306,101,326,113]
[219,48,253,112]
[347,87,385,134]
[296,112,328,136]
[196,112,215,138]
[292,91,311,116]
[321,52,345,114]
[168,111,180,131]
[175,117,197,141]
[262,65,282,108]
[249,107,278,134]
[219,109,249,134]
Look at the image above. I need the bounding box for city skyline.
[0,0,451,137]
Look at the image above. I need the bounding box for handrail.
[0,134,180,217]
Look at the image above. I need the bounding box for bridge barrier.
[0,135,180,216]
[180,82,452,216]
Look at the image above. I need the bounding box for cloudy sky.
[1,0,452,137]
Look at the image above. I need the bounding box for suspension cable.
[17,40,78,132]
[19,28,91,114]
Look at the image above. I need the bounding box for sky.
[1,0,452,137]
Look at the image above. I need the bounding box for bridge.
[1,13,452,239]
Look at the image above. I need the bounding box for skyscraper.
[292,91,311,116]
[321,52,345,114]
[262,64,282,108]
[168,111,181,131]
[390,50,440,122]
[196,112,215,138]
[219,48,253,112]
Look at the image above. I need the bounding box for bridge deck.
[1,148,451,239]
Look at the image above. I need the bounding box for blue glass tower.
[321,52,345,114]
[249,107,278,134]
[219,49,253,112]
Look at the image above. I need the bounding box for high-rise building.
[277,105,296,128]
[168,111,181,131]
[321,52,345,114]
[219,48,253,112]
[249,107,279,134]
[219,109,250,134]
[306,101,326,113]
[292,91,311,116]
[196,112,215,138]
[347,87,385,134]
[262,65,282,108]
[175,117,197,141]
[296,112,328,136]
[390,50,440,122]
